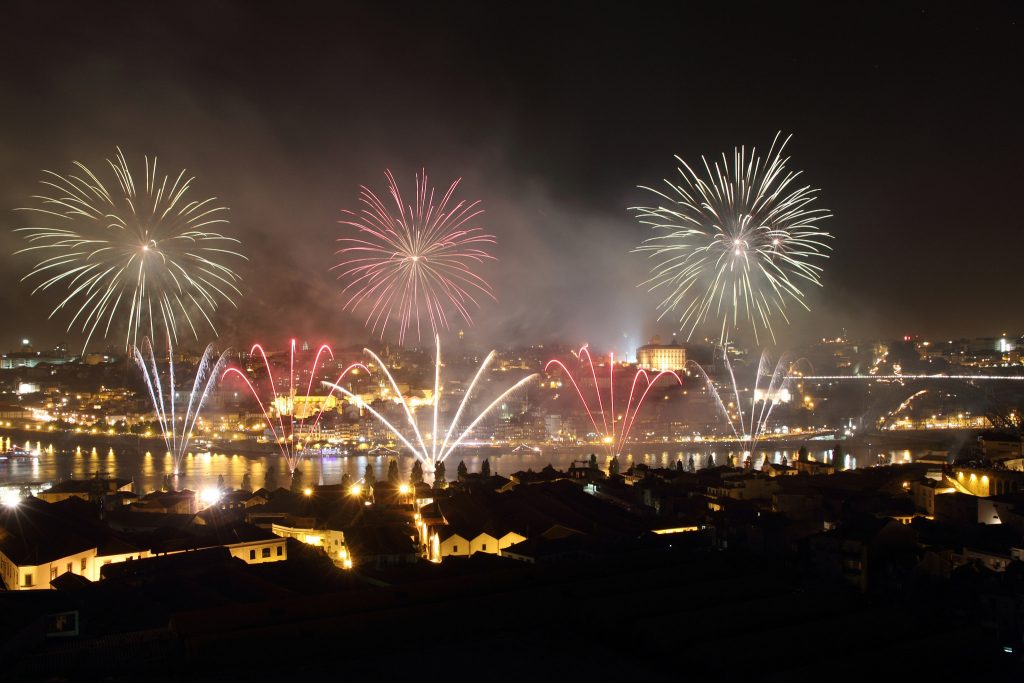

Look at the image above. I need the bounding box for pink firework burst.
[333,169,496,345]
[545,345,682,459]
[222,340,366,474]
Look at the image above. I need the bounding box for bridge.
[799,374,1024,432]
[803,374,1024,382]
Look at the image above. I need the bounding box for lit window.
[50,567,57,581]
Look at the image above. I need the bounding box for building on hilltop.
[636,336,686,372]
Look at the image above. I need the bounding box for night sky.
[0,1,1020,353]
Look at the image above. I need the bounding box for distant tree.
[608,456,620,477]
[265,467,278,491]
[161,473,172,491]
[410,460,424,484]
[290,468,305,492]
[832,442,844,469]
[687,454,695,472]
[457,460,468,479]
[387,458,400,484]
[781,455,788,467]
[798,445,809,463]
[364,463,376,487]
[341,472,353,490]
[675,458,683,471]
[217,474,226,490]
[240,472,253,492]
[588,453,598,470]
[434,461,446,488]
[481,458,491,478]
[705,453,715,469]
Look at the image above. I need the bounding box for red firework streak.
[333,169,496,346]
[222,340,366,473]
[545,345,682,458]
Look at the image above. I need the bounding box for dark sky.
[0,1,1021,354]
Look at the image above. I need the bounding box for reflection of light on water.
[0,436,924,493]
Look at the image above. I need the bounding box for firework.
[222,341,366,474]
[133,336,229,477]
[333,170,496,345]
[632,133,832,344]
[322,336,536,466]
[544,345,681,458]
[14,149,246,351]
[690,347,811,458]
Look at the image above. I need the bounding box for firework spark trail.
[632,133,833,344]
[333,170,496,345]
[222,340,366,474]
[692,348,812,457]
[14,149,246,351]
[322,335,536,466]
[133,336,229,477]
[545,345,682,458]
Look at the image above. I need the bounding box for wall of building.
[227,539,287,564]
[0,547,98,590]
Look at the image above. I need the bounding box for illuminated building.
[636,337,686,372]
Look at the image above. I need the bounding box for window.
[262,547,271,558]
[24,573,33,587]
[276,546,283,557]
[50,567,58,581]
[452,545,458,553]
[482,544,488,551]
[80,558,87,572]
[249,549,256,560]
[66,562,72,574]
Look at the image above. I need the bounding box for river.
[0,430,934,495]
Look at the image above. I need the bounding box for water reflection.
[0,435,932,494]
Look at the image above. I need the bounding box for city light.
[303,487,313,497]
[398,483,411,495]
[349,484,362,496]
[199,487,222,507]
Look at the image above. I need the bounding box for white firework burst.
[14,148,246,350]
[632,133,833,343]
